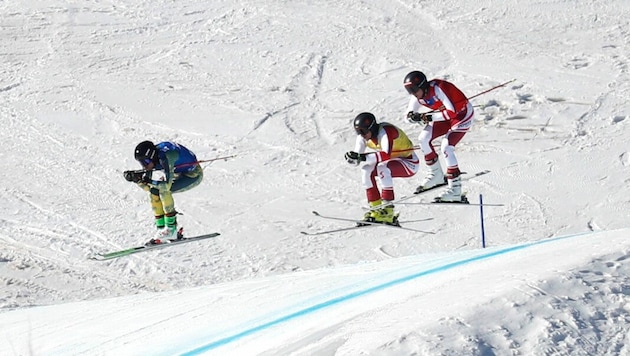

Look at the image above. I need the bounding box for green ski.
[89,233,220,261]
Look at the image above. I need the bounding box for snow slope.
[2,230,629,355]
[1,0,629,354]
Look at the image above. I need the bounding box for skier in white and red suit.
[403,70,474,202]
[344,112,419,225]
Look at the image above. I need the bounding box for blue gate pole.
[480,194,486,248]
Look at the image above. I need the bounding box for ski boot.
[358,200,400,226]
[146,215,182,245]
[434,175,467,203]
[414,160,446,194]
[358,200,382,226]
[372,205,399,226]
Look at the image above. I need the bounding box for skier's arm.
[162,150,179,185]
[138,150,180,190]
[345,135,368,165]
[432,84,462,121]
[405,96,421,116]
[352,135,367,153]
[371,129,393,163]
[361,128,393,165]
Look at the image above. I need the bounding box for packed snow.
[1,0,629,354]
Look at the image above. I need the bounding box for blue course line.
[180,232,587,355]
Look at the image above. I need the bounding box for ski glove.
[344,151,367,165]
[124,170,154,184]
[124,170,144,183]
[407,111,432,124]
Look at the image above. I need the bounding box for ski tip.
[311,211,321,216]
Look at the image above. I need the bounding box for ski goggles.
[404,82,422,94]
[354,127,370,136]
[139,158,153,166]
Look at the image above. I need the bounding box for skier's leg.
[170,166,204,193]
[149,189,165,229]
[416,123,450,192]
[438,131,467,202]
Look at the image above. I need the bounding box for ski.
[436,193,503,206]
[301,225,374,236]
[434,194,470,204]
[432,202,504,206]
[413,169,491,195]
[308,211,435,234]
[398,191,503,206]
[434,201,503,206]
[383,170,491,207]
[413,181,447,195]
[399,199,504,207]
[89,233,220,261]
[301,217,435,236]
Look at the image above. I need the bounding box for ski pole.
[175,154,237,169]
[126,154,237,174]
[467,79,516,100]
[387,146,422,154]
[424,79,516,114]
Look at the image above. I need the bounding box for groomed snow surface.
[1,0,629,355]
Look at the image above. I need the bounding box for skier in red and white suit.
[344,112,419,224]
[403,71,474,202]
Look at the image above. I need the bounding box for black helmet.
[353,112,378,137]
[134,140,157,166]
[403,71,429,94]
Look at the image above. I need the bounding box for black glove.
[124,170,139,182]
[344,151,367,165]
[123,170,147,183]
[140,174,153,184]
[407,111,432,124]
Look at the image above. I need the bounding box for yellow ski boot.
[359,200,399,226]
